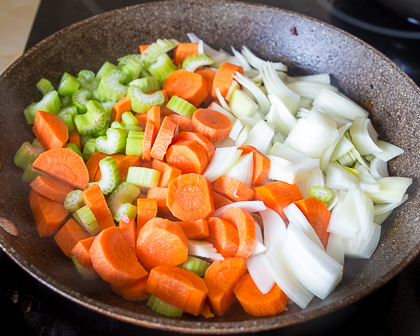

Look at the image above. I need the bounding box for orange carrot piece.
[203,257,247,316]
[171,131,215,161]
[85,151,107,182]
[167,113,192,133]
[294,197,331,249]
[211,190,233,210]
[142,119,158,161]
[146,105,161,131]
[152,159,182,188]
[201,303,215,318]
[136,198,157,238]
[163,69,208,107]
[33,110,69,150]
[111,97,131,123]
[196,69,215,106]
[167,173,214,221]
[150,116,178,161]
[69,128,82,150]
[146,265,208,316]
[211,176,254,202]
[119,155,142,182]
[119,215,137,255]
[32,147,89,189]
[30,176,74,203]
[173,42,199,66]
[81,184,115,231]
[165,139,209,175]
[221,207,256,259]
[89,226,148,286]
[238,145,271,186]
[135,112,148,130]
[71,236,96,272]
[54,218,90,257]
[142,160,153,169]
[146,187,171,218]
[136,218,188,270]
[177,219,209,239]
[139,44,150,53]
[29,189,69,238]
[112,276,149,301]
[233,273,287,316]
[206,217,239,257]
[191,108,232,142]
[211,62,244,99]
[254,181,303,222]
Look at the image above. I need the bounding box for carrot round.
[69,128,82,150]
[203,257,247,316]
[136,198,158,235]
[146,105,161,131]
[196,69,215,106]
[221,207,256,259]
[163,69,208,107]
[119,215,137,255]
[238,145,271,186]
[32,147,89,190]
[142,119,158,161]
[30,176,74,203]
[71,236,96,272]
[85,151,108,182]
[173,42,199,66]
[33,110,68,150]
[205,217,239,257]
[89,226,148,286]
[167,173,214,221]
[112,276,149,301]
[167,113,192,133]
[150,116,178,161]
[81,184,115,231]
[54,218,90,257]
[152,159,182,188]
[171,131,215,161]
[211,191,233,210]
[233,273,287,316]
[211,176,254,202]
[211,62,244,99]
[165,139,209,175]
[146,265,208,316]
[136,217,188,270]
[177,219,209,239]
[191,108,232,142]
[111,97,131,123]
[146,187,171,218]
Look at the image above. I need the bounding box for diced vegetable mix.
[14,33,412,319]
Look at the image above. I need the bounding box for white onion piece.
[208,101,237,125]
[186,33,227,63]
[241,45,288,72]
[326,188,339,211]
[267,155,317,184]
[286,74,331,85]
[374,140,404,162]
[296,167,325,198]
[300,97,313,109]
[212,138,236,148]
[203,146,242,182]
[230,46,251,71]
[188,240,224,260]
[354,163,381,194]
[282,222,343,299]
[235,124,250,147]
[243,120,275,155]
[212,201,267,218]
[251,222,266,256]
[365,177,412,204]
[325,162,360,191]
[225,81,240,102]
[260,208,287,250]
[228,118,244,141]
[349,117,383,156]
[215,88,233,112]
[320,122,352,171]
[374,193,408,216]
[330,135,354,162]
[326,233,345,265]
[239,114,262,128]
[349,188,374,240]
[224,152,254,187]
[369,157,389,179]
[266,94,297,136]
[374,210,393,225]
[344,223,381,259]
[246,253,275,294]
[197,40,204,54]
[286,81,338,100]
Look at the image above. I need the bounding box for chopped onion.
[203,146,242,182]
[260,208,287,250]
[230,46,251,71]
[374,193,408,216]
[212,200,267,218]
[267,94,297,136]
[235,124,250,147]
[344,223,381,259]
[286,74,331,85]
[208,101,237,125]
[251,221,266,256]
[243,120,274,154]
[188,240,224,260]
[239,114,263,128]
[326,233,345,265]
[215,88,233,113]
[349,188,374,240]
[325,162,360,191]
[228,118,244,141]
[241,45,288,72]
[374,140,404,162]
[330,134,355,162]
[354,163,381,194]
[296,167,325,198]
[224,152,254,187]
[349,116,383,156]
[246,253,275,294]
[225,81,240,102]
[374,210,393,225]
[326,188,339,211]
[286,81,339,99]
[320,122,352,171]
[365,177,412,203]
[369,157,389,179]
[197,39,204,54]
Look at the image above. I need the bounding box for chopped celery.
[21,163,50,183]
[60,95,71,108]
[57,106,77,132]
[125,124,143,132]
[180,256,210,277]
[121,58,143,83]
[111,121,125,129]
[149,53,178,84]
[309,186,333,204]
[101,101,116,122]
[92,87,110,103]
[77,69,96,82]
[117,54,142,68]
[125,131,144,156]
[126,86,165,113]
[24,90,61,124]
[129,76,160,93]
[77,70,100,92]
[91,124,109,138]
[36,78,54,95]
[72,256,98,280]
[73,205,100,235]
[74,100,107,136]
[126,167,160,189]
[96,128,128,155]
[96,61,119,79]
[97,69,128,102]
[58,72,80,96]
[181,53,213,72]
[87,156,121,195]
[65,143,83,157]
[147,294,183,317]
[140,38,179,68]
[106,182,140,221]
[64,190,84,212]
[229,89,258,117]
[165,95,197,119]
[14,140,45,169]
[80,135,92,148]
[82,138,97,161]
[121,111,139,127]
[71,88,93,114]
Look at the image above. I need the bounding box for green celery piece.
[125,124,143,132]
[126,86,165,113]
[309,186,333,204]
[87,156,121,195]
[14,140,45,169]
[80,135,92,148]
[24,90,61,124]
[96,128,128,155]
[22,163,50,183]
[148,53,178,84]
[117,54,142,68]
[180,256,210,277]
[92,88,110,103]
[82,138,97,161]
[97,69,128,102]
[111,121,125,129]
[64,189,84,212]
[36,78,54,95]
[71,88,93,114]
[126,166,160,189]
[74,100,107,136]
[107,182,140,221]
[57,106,77,132]
[140,38,179,68]
[65,143,83,157]
[77,70,100,92]
[125,131,144,156]
[72,256,98,280]
[73,205,100,236]
[128,76,160,93]
[60,95,71,108]
[181,53,214,72]
[147,294,183,317]
[58,72,80,96]
[101,101,116,123]
[121,58,143,83]
[91,123,109,138]
[77,70,95,82]
[121,111,139,126]
[165,95,197,119]
[96,61,119,79]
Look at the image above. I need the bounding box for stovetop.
[2,0,420,335]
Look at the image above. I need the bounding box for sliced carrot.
[165,139,209,175]
[191,108,232,142]
[167,173,214,221]
[139,44,150,53]
[150,116,178,161]
[211,190,233,210]
[29,189,69,237]
[136,218,188,270]
[142,160,153,169]
[32,147,89,190]
[201,303,214,318]
[171,131,215,161]
[85,151,108,182]
[294,197,331,249]
[221,207,256,259]
[112,276,149,301]
[54,218,90,257]
[254,181,303,222]
[211,62,244,99]
[111,97,131,123]
[89,226,148,286]
[173,42,199,66]
[163,69,208,107]
[146,105,161,131]
[69,128,82,150]
[119,215,137,255]
[238,145,271,186]
[196,69,215,106]
[142,119,158,161]
[167,113,192,133]
[152,159,182,188]
[119,155,142,182]
[205,217,239,257]
[135,112,148,130]
[233,273,287,316]
[211,176,254,202]
[146,265,208,316]
[136,198,158,235]
[81,183,115,231]
[30,176,74,203]
[146,187,171,218]
[71,236,96,272]
[33,110,68,150]
[177,219,209,239]
[203,257,247,316]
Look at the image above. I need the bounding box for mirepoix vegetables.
[16,34,412,320]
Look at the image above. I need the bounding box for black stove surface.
[2,0,420,335]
